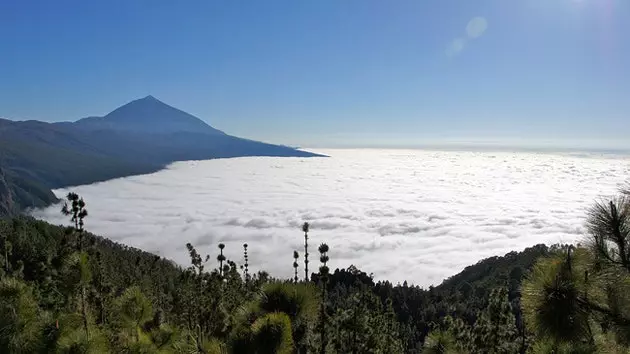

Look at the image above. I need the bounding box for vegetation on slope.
[423,185,630,353]
[0,96,323,216]
[0,167,58,216]
[1,184,629,353]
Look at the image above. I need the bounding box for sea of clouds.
[32,149,630,287]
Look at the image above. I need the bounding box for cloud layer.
[32,149,630,287]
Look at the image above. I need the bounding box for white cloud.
[446,16,488,57]
[466,17,488,39]
[31,149,630,287]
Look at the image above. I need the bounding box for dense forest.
[1,185,629,353]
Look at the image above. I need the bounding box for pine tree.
[61,192,88,251]
[113,286,153,343]
[0,278,51,352]
[61,192,91,341]
[471,287,519,353]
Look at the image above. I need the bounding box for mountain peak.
[73,97,225,135]
[141,95,159,101]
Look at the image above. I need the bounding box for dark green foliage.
[316,243,550,352]
[7,187,630,353]
[587,197,630,270]
[0,278,51,353]
[330,287,405,353]
[251,312,294,353]
[1,214,425,353]
[231,282,319,353]
[257,282,320,325]
[522,250,591,343]
[422,330,462,354]
[518,188,630,352]
[470,287,520,353]
[423,287,520,353]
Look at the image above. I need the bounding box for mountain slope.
[0,97,323,216]
[0,167,58,216]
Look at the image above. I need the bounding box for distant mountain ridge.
[0,96,323,216]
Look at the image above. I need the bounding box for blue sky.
[1,0,629,149]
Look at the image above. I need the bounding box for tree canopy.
[1,185,630,352]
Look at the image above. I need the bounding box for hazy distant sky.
[1,0,629,148]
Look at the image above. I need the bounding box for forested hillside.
[0,96,323,216]
[1,185,629,353]
[0,167,58,216]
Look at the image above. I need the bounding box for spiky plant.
[528,337,593,354]
[318,243,329,263]
[302,222,310,282]
[585,195,630,342]
[217,243,226,277]
[257,282,320,324]
[251,312,294,354]
[234,281,320,352]
[113,286,154,341]
[318,243,330,354]
[56,312,110,353]
[256,282,319,353]
[55,327,110,354]
[586,197,630,270]
[521,248,592,344]
[293,250,300,283]
[243,243,249,284]
[178,334,226,354]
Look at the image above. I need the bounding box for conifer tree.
[0,278,50,352]
[61,192,88,251]
[471,287,519,353]
[61,192,91,341]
